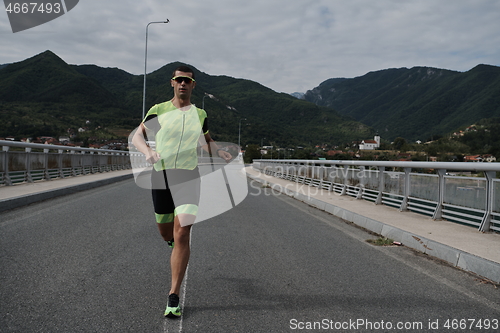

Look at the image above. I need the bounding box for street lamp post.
[142,20,169,120]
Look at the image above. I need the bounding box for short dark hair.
[172,65,195,80]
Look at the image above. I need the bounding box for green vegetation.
[305,65,500,142]
[0,51,372,148]
[1,50,499,160]
[371,118,500,161]
[366,237,395,246]
[0,51,137,142]
[455,118,500,157]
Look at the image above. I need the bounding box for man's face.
[171,71,196,99]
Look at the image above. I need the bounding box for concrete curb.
[247,173,500,284]
[0,173,134,213]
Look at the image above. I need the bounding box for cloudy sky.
[1,0,499,93]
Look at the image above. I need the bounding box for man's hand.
[217,150,232,162]
[146,149,161,164]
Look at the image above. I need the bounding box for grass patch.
[366,237,394,246]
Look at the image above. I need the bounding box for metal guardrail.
[253,159,500,233]
[0,140,137,186]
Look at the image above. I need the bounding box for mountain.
[74,61,373,146]
[0,51,140,139]
[304,65,500,142]
[290,92,305,99]
[0,51,122,105]
[0,51,372,147]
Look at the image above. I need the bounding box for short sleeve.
[202,118,208,135]
[143,105,160,133]
[143,114,160,134]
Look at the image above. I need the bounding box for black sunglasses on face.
[172,76,195,84]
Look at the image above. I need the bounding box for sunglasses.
[172,76,195,84]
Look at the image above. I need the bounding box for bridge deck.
[1,167,499,332]
[1,167,499,284]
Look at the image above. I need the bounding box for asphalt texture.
[1,178,499,332]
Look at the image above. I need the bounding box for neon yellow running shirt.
[143,101,208,171]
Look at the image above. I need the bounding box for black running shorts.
[151,167,201,223]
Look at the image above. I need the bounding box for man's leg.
[169,213,195,296]
[157,221,174,242]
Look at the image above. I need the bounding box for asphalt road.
[1,178,499,333]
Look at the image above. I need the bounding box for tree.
[244,144,261,164]
[393,137,407,150]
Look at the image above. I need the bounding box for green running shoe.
[167,238,174,248]
[164,293,181,318]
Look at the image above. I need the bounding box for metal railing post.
[70,150,77,177]
[340,165,348,196]
[301,164,307,184]
[356,166,365,199]
[81,151,87,175]
[328,166,334,192]
[309,163,316,184]
[479,171,495,232]
[43,148,50,181]
[432,169,446,220]
[319,164,325,189]
[91,151,96,174]
[375,166,385,205]
[2,146,12,185]
[400,167,411,211]
[58,149,65,178]
[25,147,33,183]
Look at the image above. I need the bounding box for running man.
[132,65,231,318]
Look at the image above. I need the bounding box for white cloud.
[1,0,499,93]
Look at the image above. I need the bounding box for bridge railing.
[0,140,141,186]
[253,159,500,233]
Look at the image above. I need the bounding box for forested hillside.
[0,51,372,147]
[3,50,498,150]
[304,65,500,142]
[0,51,137,139]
